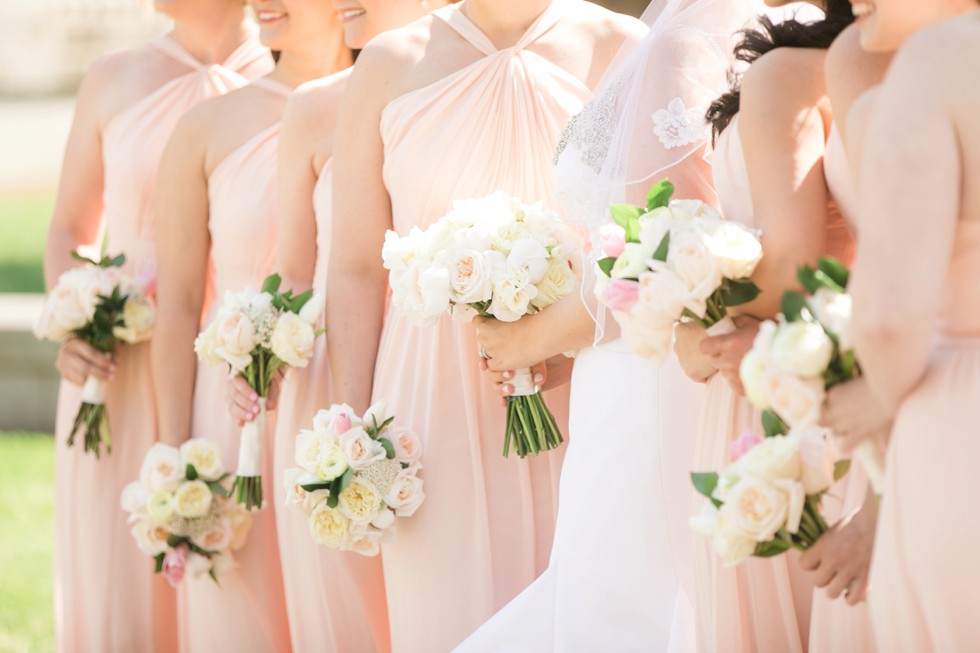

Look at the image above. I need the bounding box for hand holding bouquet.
[121,440,251,586]
[594,180,762,362]
[195,274,325,509]
[382,192,581,458]
[738,258,884,492]
[34,252,155,457]
[283,402,424,556]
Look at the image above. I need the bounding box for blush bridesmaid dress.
[53,35,270,653]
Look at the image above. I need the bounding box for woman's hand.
[474,316,547,373]
[699,316,761,393]
[478,356,572,406]
[798,492,877,605]
[226,372,282,427]
[823,376,892,455]
[56,338,115,386]
[673,323,718,383]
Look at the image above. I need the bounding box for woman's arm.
[325,49,397,413]
[152,109,213,445]
[851,38,960,412]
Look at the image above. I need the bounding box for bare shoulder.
[569,2,648,44]
[285,68,353,134]
[886,12,980,88]
[77,44,162,124]
[740,47,827,123]
[354,15,436,82]
[826,25,891,120]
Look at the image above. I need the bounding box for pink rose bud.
[334,413,352,436]
[599,224,627,258]
[731,431,763,461]
[138,270,157,298]
[162,544,188,588]
[603,279,640,312]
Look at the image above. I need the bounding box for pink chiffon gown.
[806,123,876,653]
[181,77,292,653]
[53,35,270,653]
[693,113,855,652]
[370,3,589,651]
[272,162,390,653]
[867,207,980,646]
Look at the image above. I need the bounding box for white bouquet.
[121,440,251,586]
[382,192,581,458]
[34,252,155,457]
[690,426,849,566]
[283,402,424,556]
[594,180,763,362]
[739,258,884,492]
[195,273,324,509]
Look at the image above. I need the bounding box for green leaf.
[652,231,670,263]
[154,552,166,573]
[379,438,396,460]
[166,534,186,548]
[337,467,353,494]
[70,250,99,266]
[645,179,675,212]
[260,273,282,294]
[299,481,332,492]
[721,278,761,307]
[762,410,788,437]
[290,289,313,313]
[185,463,198,481]
[108,253,126,268]
[609,204,643,242]
[817,257,850,289]
[209,568,219,585]
[206,480,231,498]
[690,472,719,501]
[597,257,616,277]
[781,291,808,322]
[796,265,820,294]
[754,537,791,558]
[326,494,339,509]
[834,458,851,481]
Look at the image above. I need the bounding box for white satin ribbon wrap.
[853,440,885,496]
[510,367,537,397]
[237,397,266,477]
[705,315,736,337]
[81,376,105,405]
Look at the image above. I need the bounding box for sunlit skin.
[226,0,452,424]
[152,0,349,444]
[325,0,646,413]
[43,0,267,388]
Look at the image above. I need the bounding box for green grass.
[0,194,54,293]
[0,432,55,653]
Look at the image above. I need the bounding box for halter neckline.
[150,35,270,73]
[432,1,568,56]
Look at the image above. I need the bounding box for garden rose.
[770,321,834,378]
[140,443,183,492]
[172,480,212,519]
[339,427,386,471]
[808,288,854,352]
[338,478,383,524]
[384,470,425,518]
[270,311,316,368]
[179,439,224,481]
[764,370,825,429]
[793,427,837,494]
[308,504,351,547]
[448,249,493,304]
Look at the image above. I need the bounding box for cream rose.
[212,311,257,372]
[339,426,386,471]
[610,242,654,280]
[721,477,790,543]
[770,321,834,378]
[270,312,316,368]
[35,279,89,341]
[390,427,422,465]
[739,347,771,410]
[808,288,854,352]
[508,238,550,284]
[398,263,451,327]
[120,481,148,514]
[179,439,224,481]
[448,249,494,304]
[295,429,332,475]
[371,508,396,530]
[384,470,425,518]
[146,490,176,525]
[191,517,233,553]
[736,435,801,483]
[792,427,837,495]
[113,295,155,344]
[131,519,170,556]
[172,480,213,519]
[764,370,825,429]
[489,266,538,322]
[338,478,383,524]
[701,220,763,280]
[534,259,577,308]
[666,229,722,301]
[308,504,351,547]
[298,293,324,326]
[712,510,758,567]
[316,444,350,482]
[193,322,224,367]
[140,443,183,492]
[347,525,383,557]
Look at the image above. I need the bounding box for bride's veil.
[555,0,754,341]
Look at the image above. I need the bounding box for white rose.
[398,263,451,326]
[120,481,148,514]
[446,249,493,304]
[382,227,427,273]
[689,501,719,537]
[739,347,771,410]
[339,427,387,471]
[130,519,170,556]
[191,517,233,553]
[316,445,350,482]
[610,242,654,280]
[712,509,758,567]
[371,508,396,530]
[347,525,384,556]
[172,480,213,519]
[389,427,422,465]
[74,267,118,322]
[489,266,538,322]
[637,268,701,320]
[295,429,335,475]
[636,207,681,251]
[298,293,324,326]
[614,310,674,363]
[384,470,425,518]
[362,400,388,431]
[35,278,90,341]
[146,489,176,524]
[764,370,825,429]
[770,321,834,378]
[140,443,183,492]
[308,503,351,547]
[211,310,256,372]
[270,312,316,368]
[808,288,854,352]
[338,478,383,524]
[736,435,801,482]
[666,229,722,301]
[720,476,790,542]
[179,439,225,481]
[701,220,762,280]
[193,322,224,367]
[792,427,837,495]
[534,258,577,308]
[507,238,550,284]
[282,468,313,515]
[670,199,721,222]
[113,295,155,344]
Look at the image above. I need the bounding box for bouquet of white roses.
[121,440,252,587]
[381,191,581,458]
[195,273,324,510]
[34,252,155,457]
[690,425,850,566]
[594,180,763,362]
[738,258,884,492]
[283,401,424,556]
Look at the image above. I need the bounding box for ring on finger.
[479,346,490,359]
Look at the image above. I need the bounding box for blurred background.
[0,1,820,651]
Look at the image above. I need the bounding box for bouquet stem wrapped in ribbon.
[195,274,325,509]
[382,192,582,458]
[34,252,156,457]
